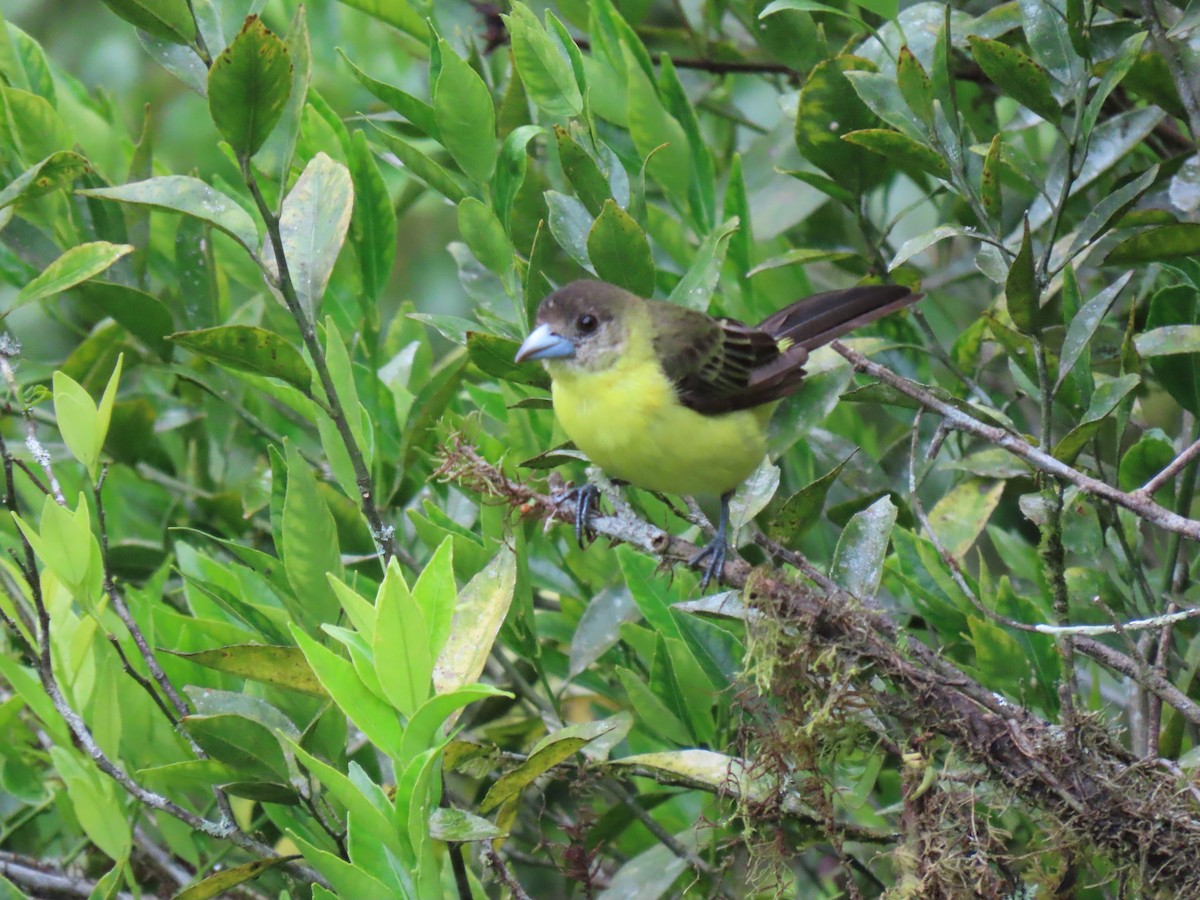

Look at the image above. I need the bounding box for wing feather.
[649,285,915,416]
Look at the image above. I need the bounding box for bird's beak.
[515,323,576,363]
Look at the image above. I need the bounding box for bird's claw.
[688,535,727,592]
[550,482,601,548]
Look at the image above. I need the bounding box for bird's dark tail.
[757,285,919,351]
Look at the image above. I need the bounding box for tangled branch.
[438,437,1200,893]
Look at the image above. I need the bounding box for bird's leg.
[549,481,602,548]
[687,490,732,591]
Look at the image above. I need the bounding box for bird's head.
[514,281,635,372]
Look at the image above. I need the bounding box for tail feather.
[758,285,919,351]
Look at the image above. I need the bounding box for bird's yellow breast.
[546,321,771,497]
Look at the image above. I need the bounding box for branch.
[240,160,402,568]
[0,850,134,899]
[439,438,1200,893]
[832,341,1200,542]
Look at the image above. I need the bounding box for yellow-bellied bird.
[515,280,918,589]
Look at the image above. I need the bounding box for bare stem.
[240,158,401,568]
[832,340,1200,542]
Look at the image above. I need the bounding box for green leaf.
[457,198,511,276]
[1136,325,1200,357]
[544,189,594,267]
[617,548,682,639]
[207,16,292,158]
[1006,218,1038,334]
[1118,433,1174,493]
[399,685,511,766]
[968,36,1060,124]
[76,282,173,360]
[505,4,582,118]
[338,48,437,139]
[349,129,396,303]
[981,134,1002,218]
[49,748,131,862]
[624,44,691,207]
[100,0,195,45]
[13,242,132,312]
[1083,32,1145,137]
[371,126,467,203]
[761,0,869,30]
[1029,107,1163,232]
[1,86,71,166]
[556,125,611,217]
[80,176,259,251]
[1064,164,1158,263]
[851,0,898,16]
[897,45,932,124]
[429,808,506,842]
[271,4,311,191]
[480,720,616,813]
[616,666,690,744]
[290,624,403,756]
[1106,223,1200,265]
[168,326,311,393]
[587,199,655,296]
[281,441,342,633]
[167,645,328,697]
[768,454,854,548]
[795,56,885,195]
[181,713,289,780]
[467,332,551,389]
[0,151,90,209]
[271,152,353,317]
[494,124,545,229]
[748,248,852,278]
[14,493,101,601]
[433,545,516,695]
[334,0,426,39]
[668,217,739,311]
[1055,273,1131,394]
[174,856,297,900]
[842,129,949,179]
[433,40,496,184]
[412,538,456,661]
[968,616,1028,696]
[842,71,925,140]
[830,494,897,598]
[926,479,1004,559]
[373,558,432,716]
[53,355,121,481]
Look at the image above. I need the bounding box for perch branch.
[439,438,1200,892]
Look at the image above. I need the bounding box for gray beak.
[515,323,576,363]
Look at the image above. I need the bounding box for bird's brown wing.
[649,301,801,415]
[649,285,918,415]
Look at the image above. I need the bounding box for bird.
[514,280,919,589]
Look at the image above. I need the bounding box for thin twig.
[484,846,534,900]
[1141,432,1200,497]
[106,634,176,725]
[241,159,401,568]
[601,780,735,899]
[0,339,65,505]
[833,341,1200,541]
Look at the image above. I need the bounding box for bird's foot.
[550,482,602,548]
[688,533,727,592]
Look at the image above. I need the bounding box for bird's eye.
[577,314,599,334]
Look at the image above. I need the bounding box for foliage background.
[1,0,1200,897]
